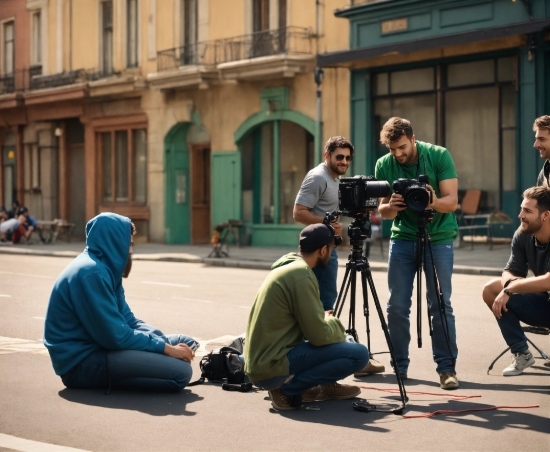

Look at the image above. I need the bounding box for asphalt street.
[0,253,548,452]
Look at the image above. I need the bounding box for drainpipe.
[314,66,324,165]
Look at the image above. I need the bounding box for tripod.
[333,211,408,414]
[414,210,455,360]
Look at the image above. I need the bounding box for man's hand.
[331,221,343,236]
[388,193,406,212]
[164,343,195,363]
[492,290,510,319]
[324,310,334,321]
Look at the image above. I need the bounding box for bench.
[457,212,512,250]
[37,220,75,244]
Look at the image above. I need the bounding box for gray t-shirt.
[504,227,550,277]
[295,163,339,218]
[537,159,550,187]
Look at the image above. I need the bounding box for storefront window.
[372,56,516,211]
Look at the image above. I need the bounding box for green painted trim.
[253,130,262,224]
[273,120,280,224]
[234,110,315,143]
[250,223,302,247]
[260,86,290,111]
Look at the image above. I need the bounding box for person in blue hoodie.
[44,212,198,392]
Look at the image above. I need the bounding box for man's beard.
[520,217,542,235]
[123,255,132,278]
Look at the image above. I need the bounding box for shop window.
[127,0,139,68]
[100,128,147,204]
[101,1,113,75]
[371,56,517,211]
[3,21,14,76]
[447,59,494,87]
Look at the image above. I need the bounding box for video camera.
[392,175,432,213]
[338,175,391,216]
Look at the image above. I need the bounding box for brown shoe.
[354,358,385,377]
[320,382,361,400]
[268,389,302,411]
[302,385,328,402]
[439,372,459,390]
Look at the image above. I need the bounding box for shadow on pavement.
[58,388,203,416]
[271,392,548,435]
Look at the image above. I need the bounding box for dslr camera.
[338,175,390,216]
[392,175,432,213]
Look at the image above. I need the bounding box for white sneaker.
[502,351,535,376]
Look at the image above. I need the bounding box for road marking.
[141,281,190,288]
[0,433,90,452]
[0,270,54,279]
[33,316,45,320]
[172,296,213,303]
[0,336,47,355]
[0,293,11,297]
[127,294,161,300]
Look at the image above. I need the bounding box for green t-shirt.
[374,141,458,244]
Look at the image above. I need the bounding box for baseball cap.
[299,223,335,253]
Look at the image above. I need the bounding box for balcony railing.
[157,26,312,72]
[0,67,117,95]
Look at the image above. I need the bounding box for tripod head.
[345,210,374,262]
[416,209,434,236]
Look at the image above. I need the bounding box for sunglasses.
[334,154,352,162]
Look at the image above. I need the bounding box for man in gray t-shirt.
[294,136,353,312]
[534,116,550,187]
[481,186,550,376]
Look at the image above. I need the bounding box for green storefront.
[319,0,550,233]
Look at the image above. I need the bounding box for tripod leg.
[348,270,357,341]
[360,268,372,354]
[364,269,408,411]
[334,265,352,318]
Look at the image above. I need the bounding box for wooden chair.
[457,189,492,249]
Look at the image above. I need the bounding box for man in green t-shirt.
[374,117,459,390]
[244,223,369,411]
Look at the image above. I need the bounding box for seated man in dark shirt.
[482,186,550,375]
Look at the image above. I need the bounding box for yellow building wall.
[69,1,99,72]
[209,0,245,40]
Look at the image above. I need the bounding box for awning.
[318,18,550,67]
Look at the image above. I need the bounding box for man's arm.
[293,204,343,236]
[429,178,458,213]
[492,272,550,318]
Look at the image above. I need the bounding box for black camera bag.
[188,337,252,391]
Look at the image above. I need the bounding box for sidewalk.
[0,237,510,276]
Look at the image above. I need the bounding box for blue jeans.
[496,292,550,353]
[61,333,195,392]
[313,248,338,311]
[253,341,369,396]
[387,240,458,374]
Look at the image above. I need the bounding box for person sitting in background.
[13,206,36,244]
[0,214,27,244]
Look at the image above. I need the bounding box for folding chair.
[487,326,550,374]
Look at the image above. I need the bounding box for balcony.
[149,26,315,88]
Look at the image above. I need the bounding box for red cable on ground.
[358,385,540,418]
[359,385,480,400]
[402,405,540,419]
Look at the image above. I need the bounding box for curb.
[0,246,502,276]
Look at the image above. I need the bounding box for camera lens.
[404,187,430,212]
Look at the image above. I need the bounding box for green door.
[165,124,191,244]
[211,151,241,227]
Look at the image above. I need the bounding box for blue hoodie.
[43,212,166,376]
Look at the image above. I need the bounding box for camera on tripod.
[338,175,391,216]
[392,175,432,213]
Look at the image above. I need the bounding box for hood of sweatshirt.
[271,252,302,270]
[84,212,132,283]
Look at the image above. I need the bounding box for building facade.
[320,0,550,234]
[0,0,352,245]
